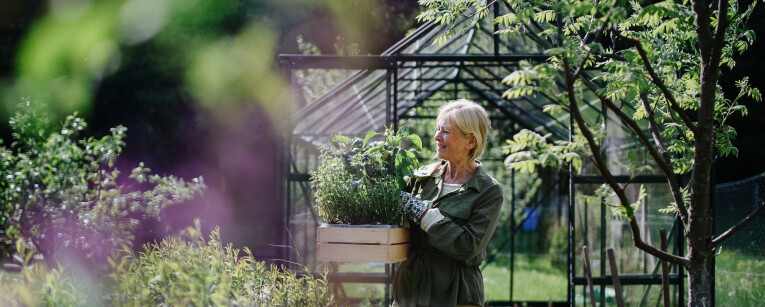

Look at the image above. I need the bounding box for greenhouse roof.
[279,4,629,146]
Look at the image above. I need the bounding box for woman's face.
[434,118,475,163]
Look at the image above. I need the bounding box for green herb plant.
[311,126,422,225]
[109,220,334,306]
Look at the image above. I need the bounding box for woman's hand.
[399,191,431,222]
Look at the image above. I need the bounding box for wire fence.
[714,172,765,305]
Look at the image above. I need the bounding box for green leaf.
[363,130,378,148]
[407,134,423,151]
[534,10,555,23]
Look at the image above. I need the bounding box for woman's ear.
[467,135,477,150]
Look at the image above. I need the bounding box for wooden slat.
[317,225,410,244]
[607,248,625,307]
[317,243,409,263]
[660,229,671,307]
[582,246,597,307]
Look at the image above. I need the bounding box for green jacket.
[393,161,503,307]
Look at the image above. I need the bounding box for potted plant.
[310,126,422,263]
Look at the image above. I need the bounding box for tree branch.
[593,51,627,62]
[562,56,630,215]
[461,0,499,18]
[502,1,554,49]
[638,93,690,223]
[711,0,730,71]
[712,201,765,246]
[572,16,611,80]
[620,33,699,134]
[628,218,689,266]
[579,78,690,224]
[564,57,689,267]
[639,94,670,163]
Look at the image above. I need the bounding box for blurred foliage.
[0,102,205,267]
[6,0,285,121]
[2,0,421,123]
[0,222,335,306]
[0,240,99,306]
[109,220,334,306]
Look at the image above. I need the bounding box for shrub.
[0,223,336,306]
[310,126,422,225]
[0,240,98,306]
[0,102,205,266]
[109,221,335,306]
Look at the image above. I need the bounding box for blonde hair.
[436,99,490,160]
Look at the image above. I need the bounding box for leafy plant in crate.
[311,126,422,225]
[310,126,422,263]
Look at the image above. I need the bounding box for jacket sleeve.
[425,184,503,262]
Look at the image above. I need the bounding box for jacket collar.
[434,160,487,193]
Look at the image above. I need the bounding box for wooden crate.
[316,225,410,263]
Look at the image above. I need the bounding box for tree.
[418,0,764,306]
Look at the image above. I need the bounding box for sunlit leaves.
[503,66,535,87]
[535,10,556,23]
[711,77,763,159]
[504,86,538,99]
[495,13,518,28]
[502,61,546,99]
[653,18,678,35]
[637,1,681,28]
[503,129,587,174]
[417,0,489,46]
[736,77,762,103]
[543,104,567,116]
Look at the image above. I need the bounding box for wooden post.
[607,248,625,307]
[582,246,597,307]
[660,229,670,307]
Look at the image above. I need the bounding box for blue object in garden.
[522,207,541,231]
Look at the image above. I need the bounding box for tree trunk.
[687,251,713,307]
[687,213,714,307]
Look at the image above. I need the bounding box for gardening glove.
[399,191,446,232]
[399,191,430,222]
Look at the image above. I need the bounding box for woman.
[394,99,504,307]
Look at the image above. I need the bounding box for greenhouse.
[278,3,765,306]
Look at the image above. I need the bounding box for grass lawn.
[483,253,567,302]
[332,255,569,304]
[483,250,765,306]
[715,249,765,306]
